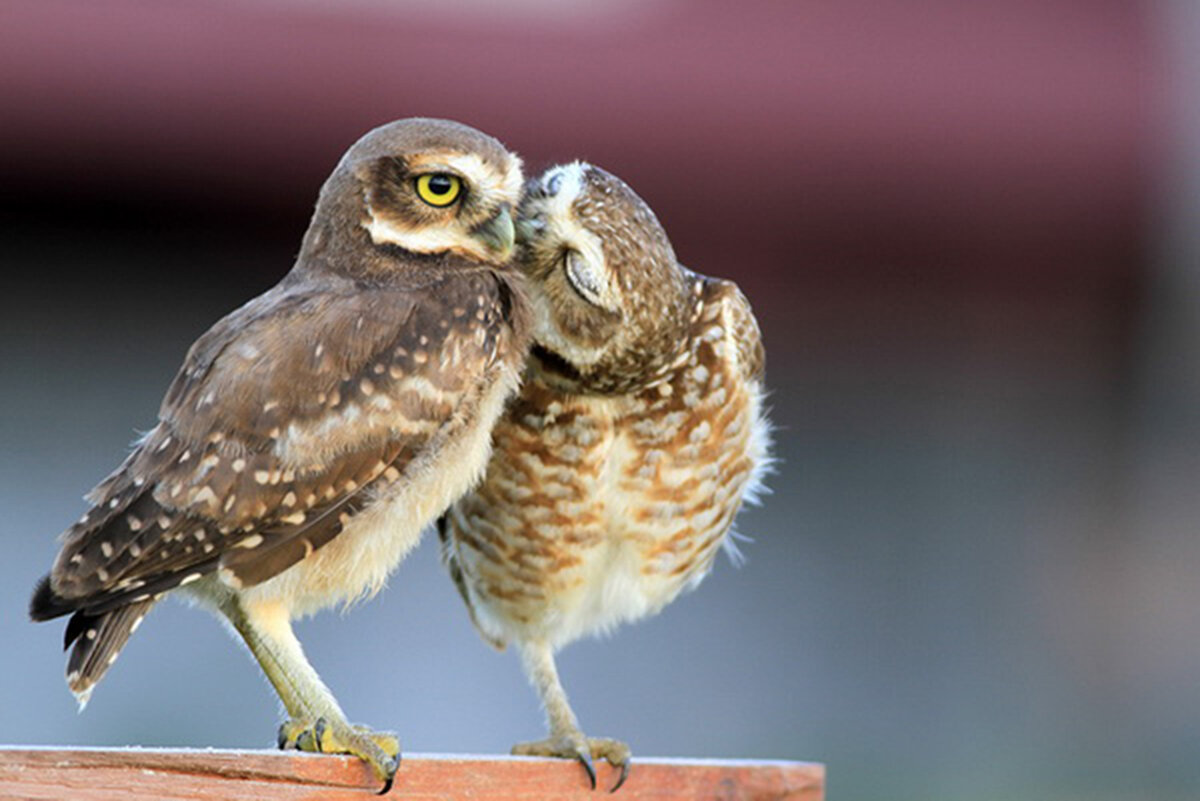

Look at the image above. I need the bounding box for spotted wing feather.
[34,271,516,620]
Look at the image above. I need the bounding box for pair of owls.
[30,119,771,793]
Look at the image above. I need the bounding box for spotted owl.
[30,118,530,792]
[439,162,772,789]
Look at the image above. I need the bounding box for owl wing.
[35,270,518,617]
[706,278,765,381]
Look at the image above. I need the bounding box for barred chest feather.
[447,296,770,649]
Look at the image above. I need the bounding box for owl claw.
[577,753,597,790]
[512,734,629,791]
[278,716,400,793]
[313,716,328,751]
[587,737,631,792]
[610,759,630,793]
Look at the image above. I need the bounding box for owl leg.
[512,641,632,792]
[220,596,401,794]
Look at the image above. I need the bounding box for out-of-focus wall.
[3,2,1189,800]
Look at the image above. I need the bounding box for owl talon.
[278,716,400,792]
[577,753,597,790]
[513,735,631,790]
[313,716,328,751]
[588,738,631,792]
[610,759,630,793]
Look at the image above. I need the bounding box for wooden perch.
[0,747,823,800]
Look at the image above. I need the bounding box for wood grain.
[0,748,823,800]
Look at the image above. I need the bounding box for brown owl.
[439,162,772,790]
[30,118,530,792]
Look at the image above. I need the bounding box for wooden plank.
[0,748,823,800]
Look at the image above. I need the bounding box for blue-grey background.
[2,2,1195,799]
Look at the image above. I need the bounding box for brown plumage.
[31,117,529,791]
[439,162,771,789]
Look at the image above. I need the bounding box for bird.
[29,117,530,793]
[438,161,772,791]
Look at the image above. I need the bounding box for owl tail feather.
[62,599,157,710]
[29,574,72,621]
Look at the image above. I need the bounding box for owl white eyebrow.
[501,153,524,205]
[409,152,523,207]
[542,162,586,220]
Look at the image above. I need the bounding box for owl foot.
[278,717,401,794]
[512,735,632,792]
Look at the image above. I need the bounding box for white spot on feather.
[192,486,218,507]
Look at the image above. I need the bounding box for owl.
[30,118,529,792]
[439,162,771,790]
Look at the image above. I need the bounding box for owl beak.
[472,205,516,260]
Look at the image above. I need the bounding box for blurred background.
[1,1,1191,799]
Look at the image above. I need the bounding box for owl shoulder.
[700,277,764,382]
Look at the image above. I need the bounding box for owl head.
[516,162,695,394]
[298,118,524,276]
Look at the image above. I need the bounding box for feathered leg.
[512,640,631,792]
[218,594,401,793]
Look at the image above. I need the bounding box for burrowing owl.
[439,162,771,790]
[30,118,529,792]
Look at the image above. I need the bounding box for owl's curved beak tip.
[474,205,516,261]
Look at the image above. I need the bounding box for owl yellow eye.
[415,173,462,207]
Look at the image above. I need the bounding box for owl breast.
[446,298,770,650]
